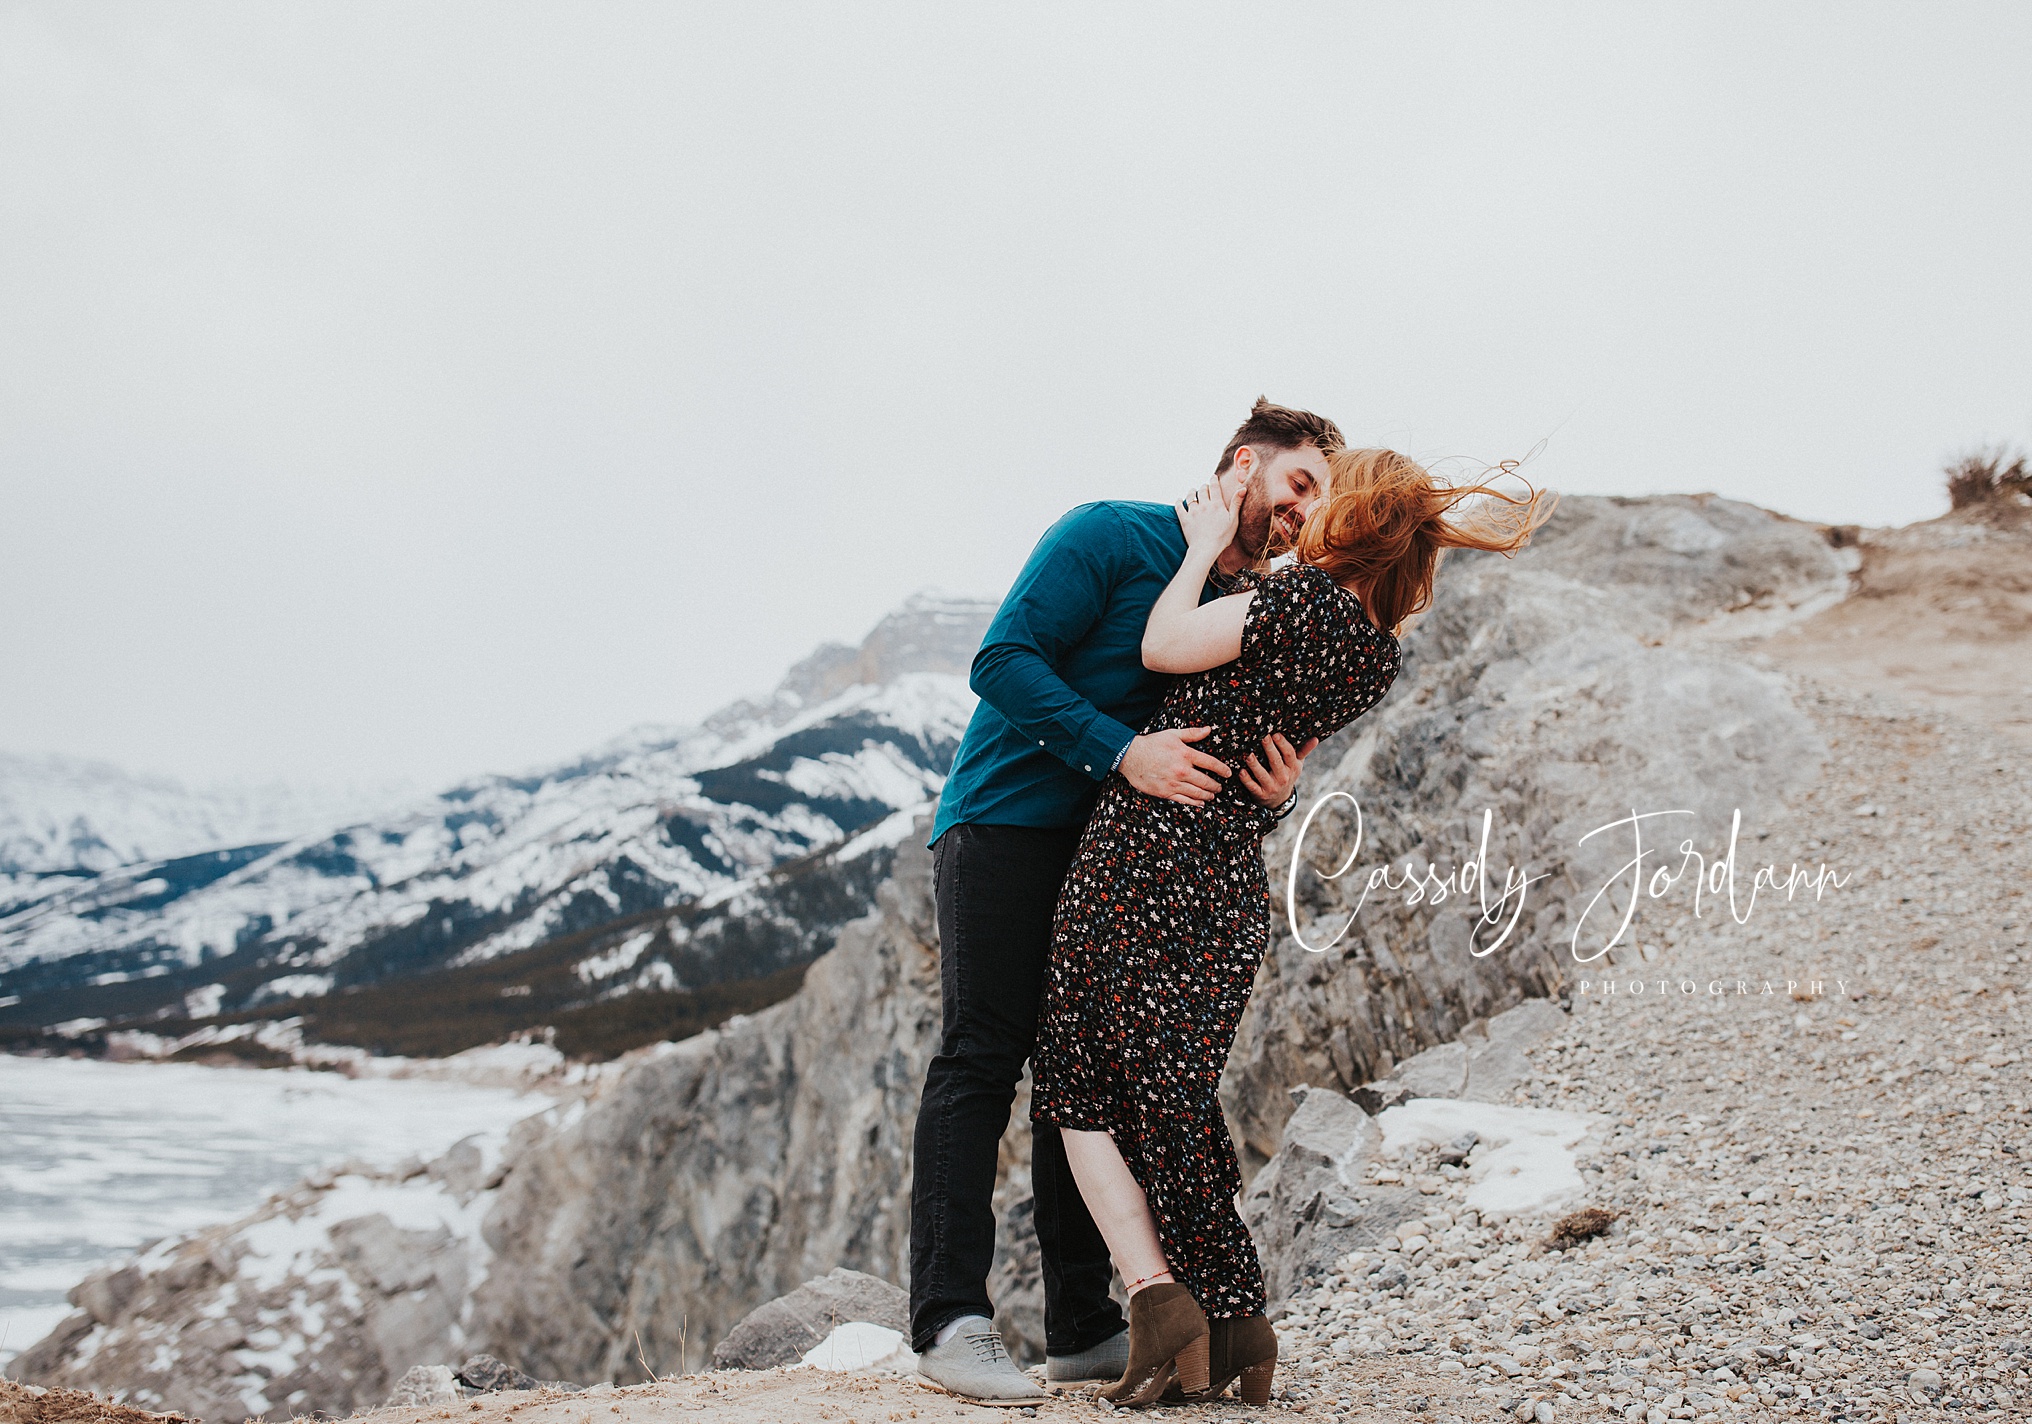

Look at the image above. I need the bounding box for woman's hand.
[1178,480,1239,553]
[1145,478,1249,672]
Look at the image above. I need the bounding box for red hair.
[1294,448,1554,633]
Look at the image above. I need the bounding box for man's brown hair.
[1214,396,1346,475]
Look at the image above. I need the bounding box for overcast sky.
[4,3,2028,792]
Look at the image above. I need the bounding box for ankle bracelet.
[1126,1269,1174,1292]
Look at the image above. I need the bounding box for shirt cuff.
[1073,715,1137,782]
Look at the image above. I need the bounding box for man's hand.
[1238,733,1317,810]
[1119,727,1231,805]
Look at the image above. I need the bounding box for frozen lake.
[0,1055,548,1369]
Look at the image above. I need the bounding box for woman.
[1030,447,1551,1406]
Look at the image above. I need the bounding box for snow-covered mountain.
[0,592,992,1058]
[0,755,412,878]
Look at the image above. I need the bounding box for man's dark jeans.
[909,822,1127,1357]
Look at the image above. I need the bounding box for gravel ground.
[1267,681,2031,1424]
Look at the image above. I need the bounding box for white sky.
[4,3,2028,791]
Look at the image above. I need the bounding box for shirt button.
[1085,764,1093,771]
[1039,740,1046,747]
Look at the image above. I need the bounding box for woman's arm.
[1142,481,1257,674]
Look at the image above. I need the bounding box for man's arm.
[972,504,1232,803]
[970,505,1137,778]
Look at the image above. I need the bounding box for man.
[912,398,1344,1403]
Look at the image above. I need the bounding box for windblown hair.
[1294,448,1555,634]
[1214,396,1345,475]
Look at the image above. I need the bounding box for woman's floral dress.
[1031,562,1401,1317]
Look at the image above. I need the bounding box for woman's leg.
[1060,1128,1173,1292]
[1064,1127,1211,1404]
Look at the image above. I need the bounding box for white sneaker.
[916,1316,1049,1406]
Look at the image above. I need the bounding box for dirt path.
[327,1355,1506,1424]
[1757,509,2032,744]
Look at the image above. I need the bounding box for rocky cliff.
[17,494,1859,1416]
[465,838,945,1384]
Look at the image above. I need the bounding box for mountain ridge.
[0,590,994,1059]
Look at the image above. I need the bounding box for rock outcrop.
[11,1139,519,1420]
[1224,494,1844,1171]
[462,840,946,1383]
[17,495,1857,1417]
[450,1354,579,1393]
[381,1366,462,1409]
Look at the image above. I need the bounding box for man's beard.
[1233,471,1286,560]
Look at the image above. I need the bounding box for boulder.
[452,1354,577,1393]
[69,1264,142,1327]
[710,1268,909,1370]
[1361,998,1568,1107]
[382,1366,461,1408]
[1246,999,1571,1303]
[1242,1085,1423,1305]
[427,1135,493,1201]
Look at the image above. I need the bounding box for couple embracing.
[910,400,1548,1407]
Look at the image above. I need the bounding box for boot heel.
[1174,1332,1210,1396]
[1101,1283,1210,1406]
[1238,1358,1275,1405]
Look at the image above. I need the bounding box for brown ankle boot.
[1163,1313,1278,1403]
[1097,1282,1209,1406]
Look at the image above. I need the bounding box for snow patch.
[799,1322,917,1374]
[248,973,334,1004]
[836,804,931,861]
[238,1173,491,1291]
[575,930,656,982]
[1375,1098,1603,1218]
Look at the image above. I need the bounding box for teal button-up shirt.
[930,499,1221,843]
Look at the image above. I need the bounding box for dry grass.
[0,1379,187,1424]
[1945,445,2031,511]
[1545,1206,1618,1251]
